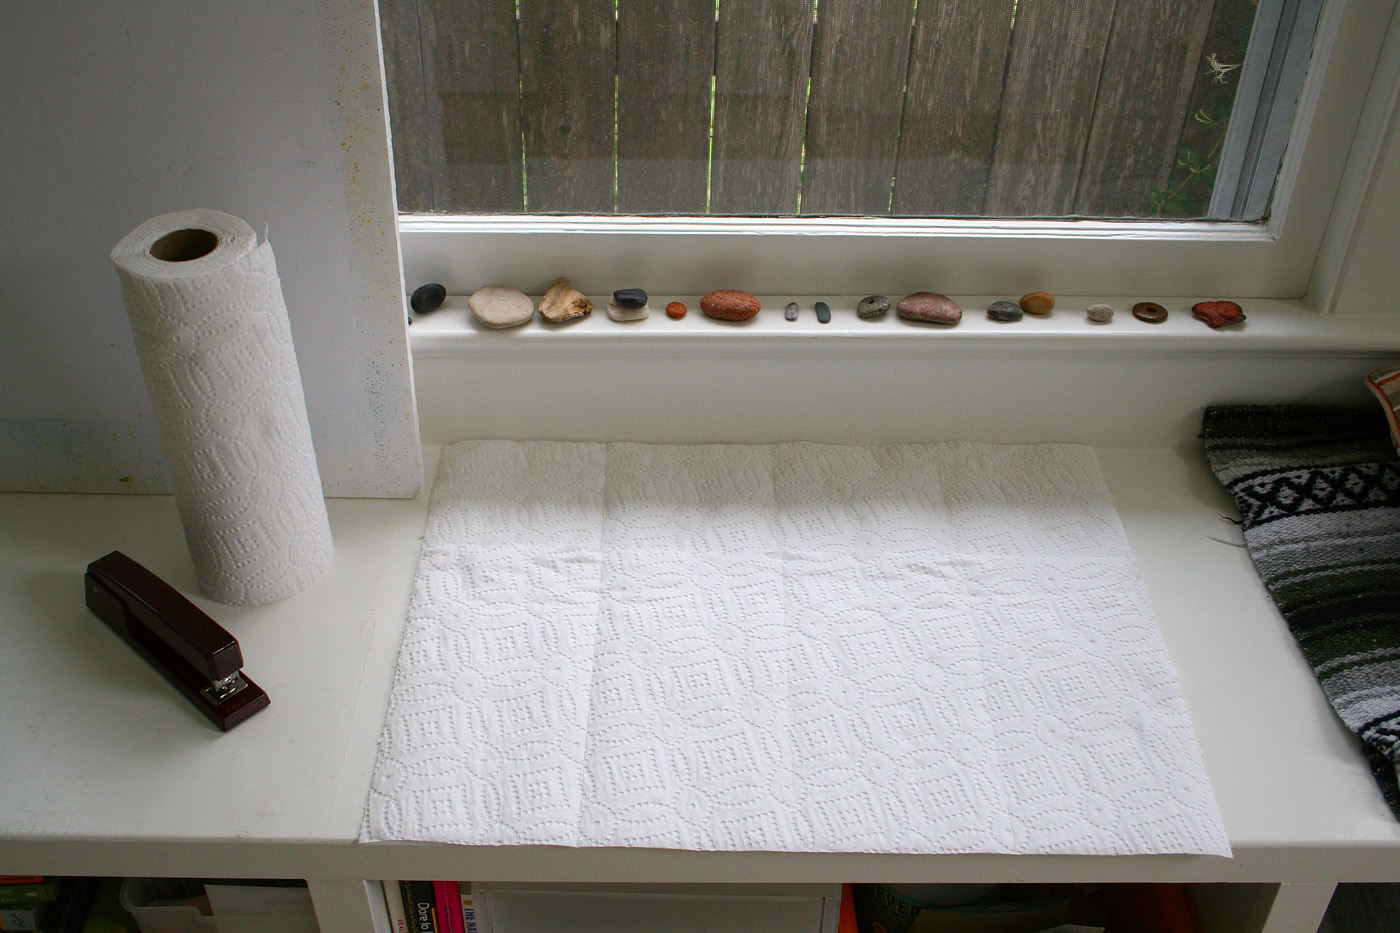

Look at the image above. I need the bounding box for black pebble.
[410,282,447,315]
[613,288,649,309]
[816,301,831,324]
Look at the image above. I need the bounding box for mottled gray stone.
[785,301,799,321]
[857,295,889,319]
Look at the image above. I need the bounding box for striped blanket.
[1202,405,1400,819]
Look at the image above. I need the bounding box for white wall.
[0,1,419,496]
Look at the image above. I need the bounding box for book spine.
[383,881,410,933]
[459,879,492,930]
[399,880,439,933]
[433,882,462,933]
[459,885,493,933]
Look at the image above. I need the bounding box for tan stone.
[538,277,593,323]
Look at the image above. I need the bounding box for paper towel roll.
[112,209,332,605]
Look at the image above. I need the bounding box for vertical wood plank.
[518,0,616,213]
[616,0,716,214]
[985,0,1117,217]
[1159,0,1257,217]
[891,0,1016,216]
[801,0,916,216]
[1073,0,1217,216]
[427,0,524,212]
[710,1,814,216]
[377,0,434,212]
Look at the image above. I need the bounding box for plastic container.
[118,879,317,933]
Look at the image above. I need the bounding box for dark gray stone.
[612,288,648,309]
[987,300,1023,322]
[410,282,446,315]
[815,301,831,324]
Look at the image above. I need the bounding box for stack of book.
[384,881,491,933]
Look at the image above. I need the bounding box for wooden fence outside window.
[381,0,1258,218]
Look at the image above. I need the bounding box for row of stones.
[412,281,1246,330]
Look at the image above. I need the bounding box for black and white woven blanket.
[1203,405,1400,818]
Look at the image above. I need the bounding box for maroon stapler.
[84,551,270,730]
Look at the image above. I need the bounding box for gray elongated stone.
[815,301,831,324]
[784,301,799,321]
[857,295,890,319]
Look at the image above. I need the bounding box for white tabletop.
[2,446,1398,883]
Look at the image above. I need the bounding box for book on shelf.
[434,881,463,933]
[458,883,493,933]
[383,881,409,933]
[385,880,494,933]
[398,880,442,933]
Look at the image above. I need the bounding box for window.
[380,0,1396,304]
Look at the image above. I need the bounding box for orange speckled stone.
[700,289,760,321]
[1020,291,1055,315]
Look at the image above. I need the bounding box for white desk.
[2,447,1397,932]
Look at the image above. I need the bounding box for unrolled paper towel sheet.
[361,440,1230,856]
[112,209,331,605]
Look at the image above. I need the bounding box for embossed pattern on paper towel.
[118,239,331,605]
[362,441,1229,856]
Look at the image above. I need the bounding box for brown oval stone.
[1132,301,1168,324]
[700,289,761,321]
[1020,291,1055,315]
[896,291,962,325]
[1192,300,1245,329]
[665,301,687,320]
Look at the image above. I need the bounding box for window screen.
[381,0,1290,220]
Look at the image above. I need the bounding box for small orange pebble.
[666,300,687,320]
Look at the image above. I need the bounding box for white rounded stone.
[468,284,534,329]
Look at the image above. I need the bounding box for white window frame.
[395,0,1399,313]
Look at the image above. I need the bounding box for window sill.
[408,294,1400,360]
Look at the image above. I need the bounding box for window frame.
[394,0,1398,310]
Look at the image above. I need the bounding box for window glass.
[380,0,1288,220]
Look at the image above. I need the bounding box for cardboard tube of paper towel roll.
[111,209,332,605]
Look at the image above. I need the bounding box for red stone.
[1192,300,1245,329]
[700,289,761,321]
[666,301,687,320]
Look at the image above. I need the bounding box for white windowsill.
[409,294,1400,359]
